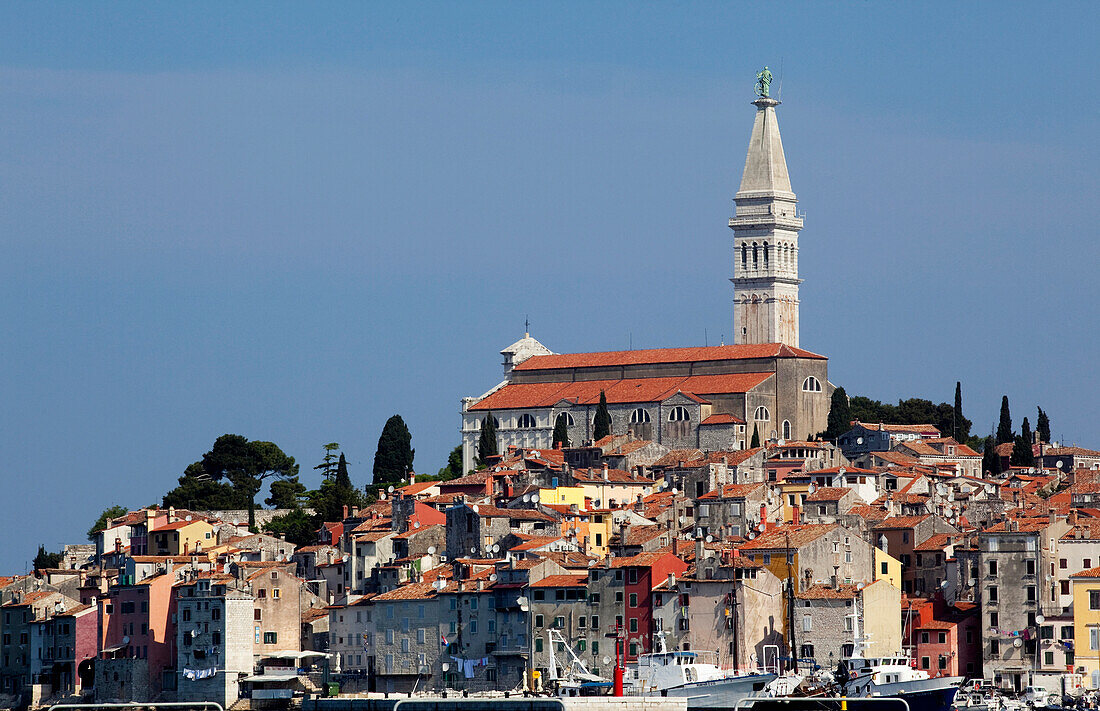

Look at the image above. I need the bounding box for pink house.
[904,596,981,678]
[100,565,179,697]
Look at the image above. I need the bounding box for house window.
[517,414,537,429]
[988,560,997,576]
[802,376,822,392]
[629,618,638,632]
[921,632,930,644]
[754,406,770,422]
[1090,590,1100,610]
[802,615,812,632]
[629,593,638,607]
[989,586,998,601]
[668,406,690,422]
[263,632,277,644]
[630,409,651,424]
[921,657,930,670]
[782,421,792,439]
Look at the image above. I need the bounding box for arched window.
[752,242,759,268]
[782,420,792,439]
[763,242,769,268]
[629,408,651,424]
[517,413,537,428]
[754,406,770,422]
[557,412,575,426]
[668,406,690,422]
[802,376,822,393]
[741,244,748,270]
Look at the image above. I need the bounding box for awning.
[256,650,329,661]
[100,644,126,655]
[243,673,301,683]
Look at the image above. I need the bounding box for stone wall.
[94,658,149,702]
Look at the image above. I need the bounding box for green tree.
[87,505,129,541]
[373,415,415,485]
[477,413,498,466]
[314,442,341,480]
[593,390,612,441]
[33,545,62,571]
[552,413,571,449]
[996,396,1014,444]
[1012,418,1035,467]
[952,382,972,443]
[163,461,249,512]
[1037,407,1051,444]
[262,509,317,547]
[823,386,851,440]
[437,445,464,480]
[981,435,1000,476]
[265,477,307,509]
[750,423,761,448]
[312,453,365,522]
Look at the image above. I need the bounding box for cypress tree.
[823,386,851,440]
[477,412,498,466]
[372,415,415,484]
[593,391,612,441]
[1037,407,1051,444]
[1011,417,1035,467]
[552,413,571,448]
[981,435,1000,477]
[996,396,1014,445]
[750,423,761,448]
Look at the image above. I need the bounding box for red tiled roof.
[805,487,851,502]
[914,533,954,552]
[852,422,941,435]
[873,515,930,530]
[530,574,588,588]
[797,583,859,600]
[514,344,826,372]
[701,414,746,426]
[738,523,837,551]
[510,536,562,552]
[572,468,655,485]
[699,482,765,500]
[470,373,774,411]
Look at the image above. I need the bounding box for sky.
[1,2,1097,572]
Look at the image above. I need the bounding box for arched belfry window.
[754,406,770,422]
[752,243,759,268]
[629,408,651,424]
[802,376,822,393]
[668,406,690,422]
[782,420,792,439]
[517,413,537,428]
[763,242,769,268]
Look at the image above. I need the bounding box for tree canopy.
[87,505,130,541]
[436,445,464,481]
[1012,417,1035,467]
[822,386,851,440]
[373,415,415,485]
[593,390,612,441]
[477,413,498,466]
[1037,407,1051,444]
[846,391,974,447]
[981,435,1001,476]
[552,413,571,449]
[264,447,365,547]
[996,396,1014,444]
[33,545,62,571]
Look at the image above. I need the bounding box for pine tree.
[372,415,415,485]
[1011,417,1035,467]
[1037,407,1051,444]
[593,390,612,441]
[823,386,851,440]
[552,413,571,449]
[996,396,1013,444]
[981,435,1000,477]
[750,423,761,448]
[477,413,498,466]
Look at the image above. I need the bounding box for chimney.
[759,503,767,527]
[350,506,360,518]
[695,538,705,570]
[668,572,676,588]
[342,505,349,520]
[378,488,386,500]
[409,472,415,487]
[792,505,801,526]
[603,463,610,482]
[167,507,176,524]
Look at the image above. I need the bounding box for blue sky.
[1,2,1097,571]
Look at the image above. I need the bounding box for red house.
[903,596,980,678]
[612,551,688,661]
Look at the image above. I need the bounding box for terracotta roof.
[797,583,859,600]
[513,344,826,372]
[985,518,1055,533]
[618,525,667,547]
[470,373,775,411]
[805,487,851,503]
[398,481,439,496]
[530,574,588,588]
[873,515,930,530]
[611,551,685,568]
[2,591,59,607]
[441,470,492,487]
[852,422,941,435]
[532,551,598,569]
[914,533,954,552]
[153,519,209,532]
[699,482,765,500]
[604,439,657,456]
[870,452,920,467]
[700,414,746,426]
[572,468,655,485]
[510,536,563,552]
[1044,447,1100,457]
[371,581,438,601]
[1072,566,1100,578]
[738,523,837,551]
[652,448,762,469]
[847,504,889,521]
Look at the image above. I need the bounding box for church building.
[461,85,832,473]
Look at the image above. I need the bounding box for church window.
[517,414,537,429]
[557,412,575,426]
[802,376,822,392]
[752,243,758,268]
[754,406,770,422]
[668,406,690,423]
[629,409,651,424]
[741,245,747,270]
[763,242,769,268]
[782,420,792,439]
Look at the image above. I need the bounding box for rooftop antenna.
[524,315,529,337]
[629,332,632,350]
[705,328,708,347]
[776,58,784,101]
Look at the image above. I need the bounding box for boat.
[622,631,777,708]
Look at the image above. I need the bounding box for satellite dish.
[747,531,756,540]
[679,516,686,525]
[123,635,130,644]
[470,547,477,554]
[388,485,395,493]
[428,546,436,555]
[532,494,540,503]
[414,521,421,529]
[1036,614,1046,625]
[531,451,540,458]
[1057,461,1065,470]
[1013,638,1023,648]
[706,535,714,543]
[671,488,679,496]
[232,520,239,527]
[594,500,602,508]
[185,515,192,522]
[472,504,480,513]
[856,437,864,445]
[808,484,817,494]
[523,494,531,503]
[940,580,949,589]
[489,574,498,582]
[493,544,500,553]
[856,582,866,590]
[603,656,611,665]
[442,662,450,672]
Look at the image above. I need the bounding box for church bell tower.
[730,75,804,347]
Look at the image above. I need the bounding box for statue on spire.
[755,66,773,98]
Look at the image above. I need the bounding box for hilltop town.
[3,81,1095,710]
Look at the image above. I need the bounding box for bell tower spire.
[729,70,804,347]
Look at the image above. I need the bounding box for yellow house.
[1072,567,1100,688]
[150,519,215,556]
[776,479,811,523]
[874,547,903,589]
[538,485,586,508]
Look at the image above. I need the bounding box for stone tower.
[729,96,804,347]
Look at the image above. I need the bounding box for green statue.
[755,66,773,98]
